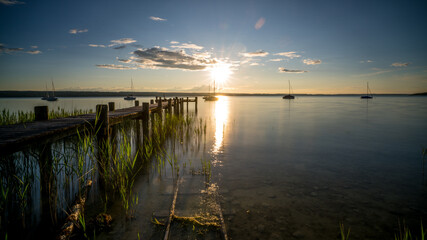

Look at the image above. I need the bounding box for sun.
[210,62,232,86]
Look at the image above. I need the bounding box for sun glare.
[210,62,232,86]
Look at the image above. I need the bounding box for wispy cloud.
[113,45,126,50]
[360,60,373,63]
[110,38,136,45]
[171,43,204,50]
[170,41,179,44]
[274,51,301,59]
[132,47,217,71]
[117,58,132,63]
[303,59,322,65]
[96,64,136,70]
[391,62,409,67]
[150,16,167,21]
[0,0,24,5]
[30,45,38,49]
[278,67,307,73]
[26,50,41,54]
[254,17,266,30]
[268,58,283,62]
[0,43,41,55]
[69,28,88,34]
[88,44,106,48]
[241,50,269,57]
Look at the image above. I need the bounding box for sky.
[0,0,426,94]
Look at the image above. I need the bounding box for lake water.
[1,96,426,239]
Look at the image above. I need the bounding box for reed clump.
[0,108,93,125]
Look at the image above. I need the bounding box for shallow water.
[1,96,426,239]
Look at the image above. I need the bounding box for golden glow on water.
[212,96,229,155]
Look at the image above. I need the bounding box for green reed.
[0,108,93,125]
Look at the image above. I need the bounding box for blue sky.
[1,0,426,94]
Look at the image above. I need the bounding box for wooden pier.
[0,97,197,154]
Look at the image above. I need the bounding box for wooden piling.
[157,98,163,118]
[34,106,49,121]
[168,98,172,114]
[150,99,154,104]
[142,102,149,120]
[96,104,109,138]
[186,97,189,113]
[195,97,198,113]
[108,102,115,112]
[135,100,139,107]
[180,98,184,114]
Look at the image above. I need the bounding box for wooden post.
[135,100,139,107]
[186,97,189,113]
[195,97,198,113]
[167,98,172,114]
[142,102,149,120]
[155,96,158,103]
[157,98,163,118]
[34,106,49,121]
[173,98,177,115]
[180,98,184,114]
[108,102,115,111]
[150,99,154,104]
[96,104,109,138]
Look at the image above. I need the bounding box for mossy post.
[96,104,109,139]
[108,102,115,112]
[34,106,49,121]
[135,100,139,107]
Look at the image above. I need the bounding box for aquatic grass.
[339,222,350,240]
[0,108,93,125]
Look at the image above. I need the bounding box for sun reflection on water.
[212,96,229,158]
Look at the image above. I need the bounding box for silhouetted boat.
[283,80,295,99]
[361,82,373,99]
[41,83,49,100]
[124,78,136,100]
[204,80,218,101]
[46,80,58,101]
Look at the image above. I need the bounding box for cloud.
[360,60,373,63]
[274,51,301,59]
[30,46,38,49]
[26,50,41,54]
[113,45,126,50]
[110,38,136,45]
[171,43,204,50]
[69,28,88,34]
[268,58,283,62]
[150,16,167,21]
[303,59,322,65]
[89,44,106,48]
[0,46,24,53]
[391,62,409,67]
[96,64,136,70]
[170,41,179,44]
[278,67,307,73]
[254,17,266,30]
[0,0,24,5]
[241,50,269,57]
[132,47,217,71]
[117,58,132,63]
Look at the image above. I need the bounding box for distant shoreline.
[0,91,425,98]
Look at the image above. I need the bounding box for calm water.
[1,96,426,239]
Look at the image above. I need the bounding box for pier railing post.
[135,100,139,107]
[168,98,172,114]
[34,106,49,121]
[96,104,109,139]
[180,98,184,114]
[108,102,115,112]
[150,99,154,105]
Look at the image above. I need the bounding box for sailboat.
[41,83,49,100]
[124,78,136,100]
[46,80,58,101]
[360,82,373,99]
[283,80,295,99]
[204,79,218,101]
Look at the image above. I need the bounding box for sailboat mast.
[51,79,55,97]
[367,82,369,96]
[288,80,290,95]
[214,79,216,96]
